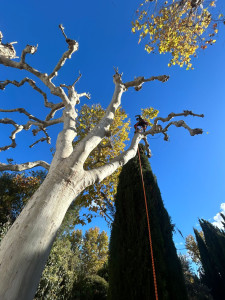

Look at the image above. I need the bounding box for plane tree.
[0,25,204,300]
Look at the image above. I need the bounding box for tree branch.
[153,110,204,125]
[30,128,51,148]
[21,45,38,64]
[0,118,23,151]
[124,75,169,91]
[48,25,79,80]
[0,35,70,105]
[87,133,143,183]
[0,161,50,171]
[0,78,54,109]
[0,31,17,59]
[145,110,204,140]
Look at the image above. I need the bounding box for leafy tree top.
[132,0,222,69]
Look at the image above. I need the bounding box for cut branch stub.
[124,74,169,90]
[21,45,38,63]
[0,31,17,59]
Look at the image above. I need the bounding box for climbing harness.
[137,146,159,300]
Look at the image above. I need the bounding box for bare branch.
[145,110,204,139]
[0,118,23,151]
[0,77,54,109]
[0,107,62,151]
[72,72,82,87]
[0,161,50,171]
[143,136,152,158]
[0,35,70,105]
[21,45,38,64]
[30,127,51,148]
[78,92,91,100]
[48,25,79,80]
[124,75,169,91]
[153,110,204,125]
[59,24,68,39]
[29,137,49,148]
[0,107,44,124]
[45,103,64,121]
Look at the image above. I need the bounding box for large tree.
[108,145,187,299]
[0,26,203,299]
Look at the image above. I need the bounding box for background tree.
[179,254,212,300]
[108,144,187,299]
[34,227,109,300]
[193,218,225,299]
[0,26,203,299]
[0,170,45,224]
[185,232,203,266]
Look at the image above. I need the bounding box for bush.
[71,275,108,300]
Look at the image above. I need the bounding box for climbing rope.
[137,146,159,300]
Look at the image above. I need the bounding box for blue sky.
[1,0,225,251]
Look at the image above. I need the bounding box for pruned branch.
[124,75,169,91]
[72,72,82,87]
[78,92,91,100]
[0,160,50,171]
[0,31,17,59]
[0,118,23,151]
[145,110,204,140]
[29,127,51,148]
[0,77,54,109]
[21,44,38,64]
[0,42,70,105]
[153,110,204,125]
[48,25,79,80]
[0,108,43,124]
[0,108,63,151]
[143,136,152,158]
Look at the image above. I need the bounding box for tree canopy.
[132,0,223,69]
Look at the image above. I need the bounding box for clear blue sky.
[1,0,225,251]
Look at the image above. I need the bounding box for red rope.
[137,146,159,300]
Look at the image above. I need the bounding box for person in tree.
[134,115,149,133]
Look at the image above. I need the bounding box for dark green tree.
[194,219,225,300]
[108,144,187,300]
[179,254,212,300]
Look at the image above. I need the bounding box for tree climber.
[134,115,149,133]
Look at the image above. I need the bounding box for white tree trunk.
[0,167,90,300]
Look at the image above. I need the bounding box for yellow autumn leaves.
[132,0,218,69]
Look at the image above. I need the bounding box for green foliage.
[71,275,108,300]
[35,238,78,300]
[193,217,225,299]
[108,144,187,299]
[185,232,203,265]
[179,254,212,300]
[0,171,46,224]
[34,227,109,299]
[132,0,219,69]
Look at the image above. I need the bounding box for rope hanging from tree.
[137,146,159,300]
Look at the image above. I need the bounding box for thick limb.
[0,161,50,171]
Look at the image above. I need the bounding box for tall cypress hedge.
[194,219,225,300]
[108,145,187,300]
